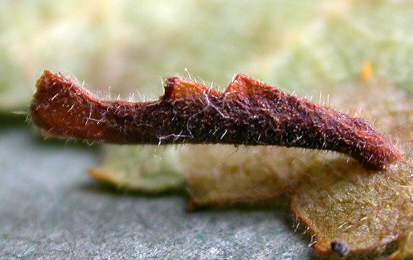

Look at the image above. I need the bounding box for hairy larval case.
[31,70,400,170]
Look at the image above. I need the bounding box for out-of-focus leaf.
[89,145,184,193]
[179,145,317,208]
[0,0,321,110]
[250,1,413,94]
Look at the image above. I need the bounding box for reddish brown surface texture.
[31,70,400,170]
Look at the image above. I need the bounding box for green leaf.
[89,145,184,193]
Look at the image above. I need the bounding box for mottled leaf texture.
[291,81,413,258]
[180,145,326,208]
